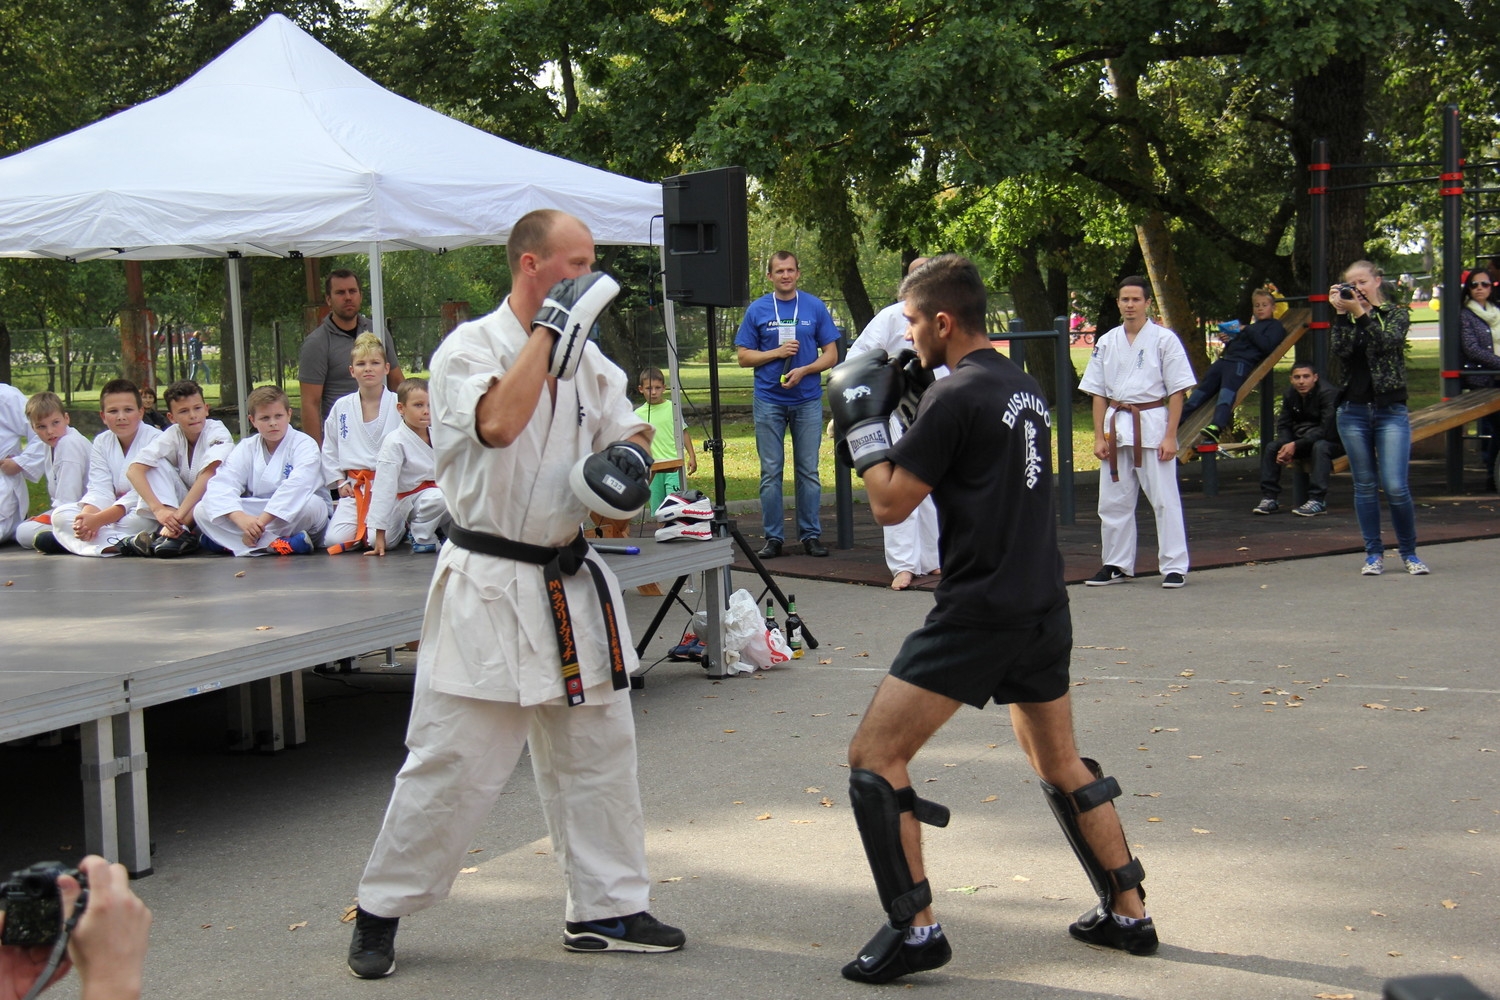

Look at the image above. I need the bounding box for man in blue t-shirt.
[734,251,841,557]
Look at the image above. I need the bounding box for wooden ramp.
[1176,308,1311,462]
[1331,387,1500,473]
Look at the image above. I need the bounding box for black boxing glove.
[570,440,653,519]
[827,350,903,475]
[891,349,935,431]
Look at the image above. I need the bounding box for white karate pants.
[882,497,940,576]
[357,681,651,923]
[1097,453,1190,577]
[198,495,331,556]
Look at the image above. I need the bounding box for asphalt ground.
[3,537,1496,1000]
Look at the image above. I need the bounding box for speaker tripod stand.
[696,305,819,666]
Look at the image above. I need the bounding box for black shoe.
[112,531,157,557]
[1084,565,1129,586]
[841,924,952,984]
[756,538,783,559]
[153,531,201,558]
[802,536,829,557]
[563,911,685,953]
[347,907,399,979]
[33,529,65,554]
[1068,904,1158,956]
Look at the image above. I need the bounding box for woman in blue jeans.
[1330,260,1428,576]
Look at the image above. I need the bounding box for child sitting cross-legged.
[197,385,331,556]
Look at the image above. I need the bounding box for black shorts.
[889,603,1072,709]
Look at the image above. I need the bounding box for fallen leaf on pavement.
[1191,828,1211,834]
[255,625,273,631]
[341,906,358,923]
[1363,703,1387,710]
[289,921,307,931]
[1441,900,1458,909]
[459,867,477,874]
[820,797,833,808]
[981,795,997,803]
[756,813,772,821]
[659,877,683,882]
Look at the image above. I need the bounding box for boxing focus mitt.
[570,440,653,519]
[532,271,621,380]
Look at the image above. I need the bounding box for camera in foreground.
[0,862,83,948]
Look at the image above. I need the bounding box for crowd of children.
[2,341,703,559]
[1,333,451,558]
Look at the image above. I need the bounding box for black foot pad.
[841,924,952,984]
[1069,904,1159,956]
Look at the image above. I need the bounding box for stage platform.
[0,537,733,874]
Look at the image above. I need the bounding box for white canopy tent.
[0,13,670,429]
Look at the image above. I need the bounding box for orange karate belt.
[326,468,376,554]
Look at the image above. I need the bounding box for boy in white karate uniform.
[47,380,163,557]
[366,378,448,555]
[322,332,402,554]
[1,382,47,544]
[120,380,235,558]
[1078,276,1196,589]
[12,391,91,548]
[198,385,330,556]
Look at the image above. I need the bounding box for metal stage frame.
[1,537,732,874]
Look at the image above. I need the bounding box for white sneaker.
[1403,557,1430,576]
[1361,556,1384,576]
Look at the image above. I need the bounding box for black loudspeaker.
[661,167,750,308]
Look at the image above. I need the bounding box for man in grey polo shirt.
[298,268,404,445]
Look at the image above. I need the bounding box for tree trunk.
[1008,243,1061,406]
[1108,59,1206,372]
[1289,54,1369,289]
[121,260,151,388]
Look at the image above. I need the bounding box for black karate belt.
[445,525,629,706]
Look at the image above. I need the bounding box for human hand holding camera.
[0,856,151,1000]
[1328,282,1366,318]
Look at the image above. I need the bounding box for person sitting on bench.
[1183,288,1287,442]
[1459,269,1500,491]
[1252,362,1343,517]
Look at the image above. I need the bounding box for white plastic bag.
[742,625,793,670]
[722,589,792,672]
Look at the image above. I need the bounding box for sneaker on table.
[563,911,684,953]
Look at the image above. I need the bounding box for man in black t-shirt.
[827,256,1158,985]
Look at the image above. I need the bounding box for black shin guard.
[846,768,951,981]
[1041,757,1146,910]
[1041,757,1158,955]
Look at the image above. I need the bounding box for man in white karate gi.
[1078,276,1195,589]
[346,209,684,980]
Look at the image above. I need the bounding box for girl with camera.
[1329,260,1428,576]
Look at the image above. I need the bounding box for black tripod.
[698,305,819,654]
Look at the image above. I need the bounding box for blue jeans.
[752,395,824,542]
[1336,402,1418,559]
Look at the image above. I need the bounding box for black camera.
[0,862,83,948]
[1338,283,1357,300]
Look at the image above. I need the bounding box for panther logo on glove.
[842,385,872,403]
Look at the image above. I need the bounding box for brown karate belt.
[1105,398,1166,482]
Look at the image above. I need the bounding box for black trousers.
[1261,438,1344,501]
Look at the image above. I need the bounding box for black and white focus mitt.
[532,271,621,380]
[570,440,653,519]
